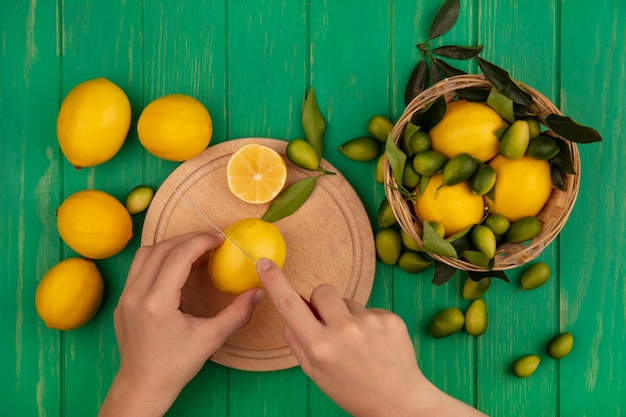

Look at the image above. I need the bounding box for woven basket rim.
[384,74,581,271]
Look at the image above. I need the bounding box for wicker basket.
[384,74,580,271]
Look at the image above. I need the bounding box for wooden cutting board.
[142,138,376,371]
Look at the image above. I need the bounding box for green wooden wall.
[1,1,624,416]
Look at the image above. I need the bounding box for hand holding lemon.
[99,232,262,417]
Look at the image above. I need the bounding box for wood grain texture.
[1,0,625,416]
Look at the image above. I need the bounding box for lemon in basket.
[208,218,286,294]
[413,174,484,237]
[56,78,131,168]
[35,258,104,330]
[137,94,213,161]
[486,154,552,222]
[429,100,508,162]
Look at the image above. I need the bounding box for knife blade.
[173,189,257,263]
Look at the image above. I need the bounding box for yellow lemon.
[226,144,288,204]
[414,174,484,237]
[35,258,104,330]
[429,99,508,162]
[486,154,552,222]
[56,78,131,168]
[137,94,212,161]
[57,190,133,259]
[208,218,286,294]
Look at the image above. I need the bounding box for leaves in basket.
[544,114,603,144]
[456,87,490,102]
[261,176,318,223]
[487,87,515,123]
[422,220,458,258]
[430,58,466,84]
[302,87,325,158]
[475,57,534,106]
[411,95,447,132]
[385,134,414,200]
[467,269,510,283]
[551,136,576,174]
[428,0,460,40]
[405,59,428,106]
[432,45,483,60]
[432,260,458,285]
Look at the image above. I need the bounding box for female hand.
[99,232,262,417]
[256,258,487,417]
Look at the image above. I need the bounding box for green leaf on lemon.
[261,176,318,223]
[422,220,458,258]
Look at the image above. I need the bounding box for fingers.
[309,285,351,322]
[151,233,224,300]
[256,258,322,341]
[202,288,264,348]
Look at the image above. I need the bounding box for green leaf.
[418,174,430,195]
[544,114,603,144]
[550,136,576,174]
[302,87,326,158]
[467,269,510,283]
[385,134,407,187]
[431,58,466,81]
[455,87,490,102]
[402,122,421,157]
[550,162,566,191]
[432,260,458,285]
[422,220,458,258]
[428,0,460,40]
[261,176,318,223]
[411,95,447,132]
[475,57,534,106]
[404,59,428,106]
[432,45,483,60]
[487,87,515,123]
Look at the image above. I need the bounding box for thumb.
[203,288,264,345]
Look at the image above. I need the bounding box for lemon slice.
[227,143,287,204]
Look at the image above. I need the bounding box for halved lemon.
[226,143,287,204]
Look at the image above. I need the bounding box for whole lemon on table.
[413,174,484,237]
[428,99,508,162]
[57,190,133,259]
[486,154,552,222]
[35,258,104,330]
[137,94,212,161]
[208,218,286,294]
[56,78,131,168]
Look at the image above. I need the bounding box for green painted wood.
[558,1,626,416]
[1,1,62,416]
[58,2,144,416]
[2,1,625,416]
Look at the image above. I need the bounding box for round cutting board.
[142,138,376,371]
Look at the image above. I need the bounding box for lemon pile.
[38,77,217,331]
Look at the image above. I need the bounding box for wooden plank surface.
[1,1,624,416]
